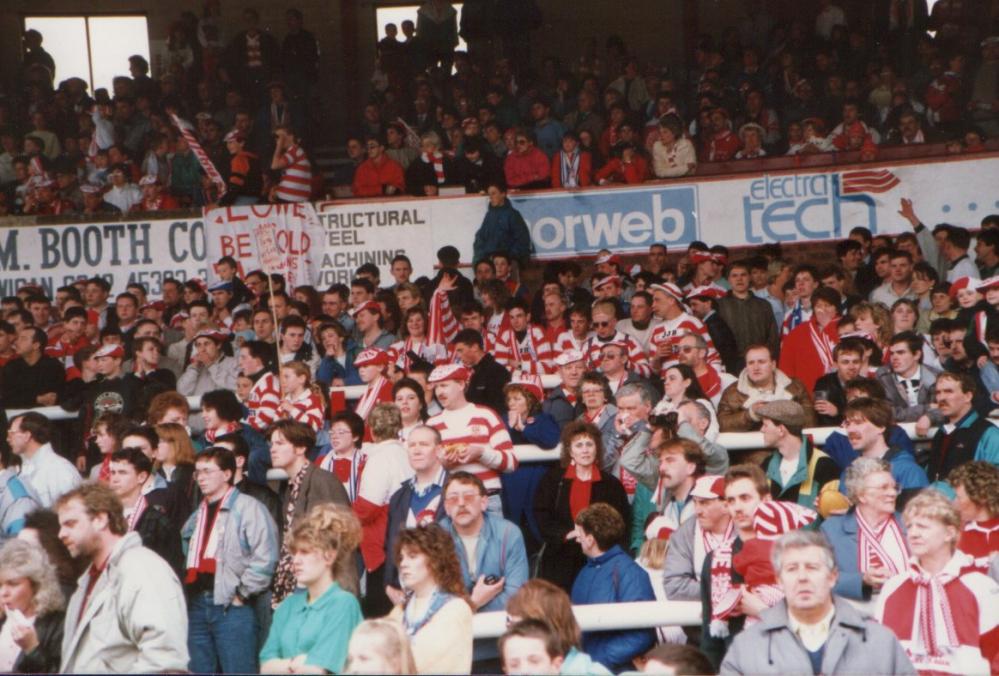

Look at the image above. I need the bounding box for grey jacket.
[874,363,945,424]
[620,422,727,494]
[720,596,915,675]
[661,517,702,601]
[61,532,189,673]
[181,488,279,606]
[176,353,240,396]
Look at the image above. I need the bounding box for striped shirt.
[582,330,652,378]
[493,325,555,374]
[245,372,281,432]
[274,145,312,202]
[427,404,517,491]
[280,389,325,431]
[648,313,719,375]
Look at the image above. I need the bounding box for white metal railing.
[470,598,877,638]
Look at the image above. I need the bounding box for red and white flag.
[169,113,227,198]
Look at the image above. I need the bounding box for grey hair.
[771,530,837,573]
[0,539,65,616]
[420,131,441,148]
[617,382,653,405]
[843,457,892,503]
[408,424,441,445]
[680,399,711,422]
[680,331,707,349]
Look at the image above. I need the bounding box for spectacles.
[678,346,700,353]
[593,320,613,328]
[444,492,481,505]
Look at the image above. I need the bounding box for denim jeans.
[188,592,259,674]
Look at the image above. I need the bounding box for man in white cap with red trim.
[80,182,120,216]
[426,363,517,514]
[582,299,652,378]
[543,349,586,428]
[353,348,394,427]
[664,474,735,601]
[134,174,179,212]
[23,175,75,215]
[177,329,239,396]
[649,282,720,376]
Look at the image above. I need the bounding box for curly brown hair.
[289,503,363,594]
[395,525,469,601]
[949,461,999,518]
[559,420,604,469]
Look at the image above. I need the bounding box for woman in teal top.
[261,503,363,674]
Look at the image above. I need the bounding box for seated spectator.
[102,164,142,213]
[651,113,698,179]
[388,525,473,674]
[406,131,454,197]
[269,126,312,203]
[813,339,865,426]
[0,539,65,673]
[440,471,528,613]
[451,137,504,194]
[2,327,65,409]
[950,461,999,572]
[876,490,999,674]
[499,620,573,676]
[260,504,362,675]
[722,530,913,675]
[706,107,742,161]
[594,143,647,185]
[530,98,566,159]
[534,421,629,592]
[550,131,592,189]
[505,579,611,675]
[757,400,841,513]
[570,502,656,672]
[926,372,999,484]
[343,619,417,674]
[718,345,815,432]
[504,129,550,190]
[351,134,405,197]
[734,123,767,159]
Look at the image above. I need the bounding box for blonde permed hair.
[903,489,960,549]
[289,503,362,594]
[0,539,65,617]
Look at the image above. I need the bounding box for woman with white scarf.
[405,131,453,196]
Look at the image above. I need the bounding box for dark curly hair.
[559,420,604,469]
[395,525,469,603]
[949,461,999,518]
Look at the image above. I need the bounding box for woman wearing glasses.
[389,524,473,674]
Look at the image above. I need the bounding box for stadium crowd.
[0,195,997,672]
[1,0,999,674]
[3,1,999,216]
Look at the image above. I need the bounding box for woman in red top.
[778,286,841,393]
[595,143,648,185]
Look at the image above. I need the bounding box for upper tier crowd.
[0,187,998,673]
[3,0,999,217]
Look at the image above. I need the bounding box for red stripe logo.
[840,169,900,194]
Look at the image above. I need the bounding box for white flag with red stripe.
[169,113,227,198]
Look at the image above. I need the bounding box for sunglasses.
[593,320,613,328]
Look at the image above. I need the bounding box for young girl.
[277,361,326,432]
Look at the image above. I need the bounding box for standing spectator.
[534,421,629,592]
[416,0,459,73]
[225,8,280,104]
[280,9,319,106]
[351,135,405,197]
[267,420,349,605]
[926,372,999,483]
[406,131,453,196]
[663,474,735,601]
[452,329,511,414]
[260,503,362,675]
[0,539,65,673]
[570,502,656,672]
[269,126,312,202]
[717,261,780,365]
[529,99,566,158]
[876,490,999,674]
[652,114,697,178]
[821,458,911,602]
[1,328,64,409]
[6,413,80,509]
[720,530,913,675]
[183,447,278,674]
[472,182,533,267]
[218,130,262,206]
[57,483,189,672]
[757,401,840,512]
[718,345,816,432]
[389,525,473,674]
[777,286,840,393]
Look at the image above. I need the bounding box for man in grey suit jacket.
[875,331,944,425]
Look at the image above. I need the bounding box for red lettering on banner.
[219,233,252,257]
[275,231,311,255]
[225,208,249,222]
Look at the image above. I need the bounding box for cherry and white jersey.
[876,550,999,675]
[427,403,517,492]
[959,518,999,573]
[274,144,312,202]
[493,324,555,374]
[582,331,652,378]
[280,388,325,431]
[388,338,449,372]
[486,310,511,338]
[555,329,593,353]
[245,372,281,432]
[46,334,92,373]
[648,312,719,374]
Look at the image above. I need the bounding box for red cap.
[354,348,389,368]
[949,276,976,298]
[352,300,382,317]
[506,373,544,401]
[595,253,621,266]
[687,284,727,301]
[94,343,125,359]
[650,282,685,303]
[690,475,726,500]
[592,274,621,291]
[428,363,471,383]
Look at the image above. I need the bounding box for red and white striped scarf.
[560,150,580,187]
[427,289,457,348]
[856,510,909,575]
[205,422,241,444]
[709,540,740,636]
[125,495,148,532]
[169,113,227,197]
[422,151,446,184]
[909,561,961,657]
[356,375,387,421]
[808,318,837,374]
[184,487,234,583]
